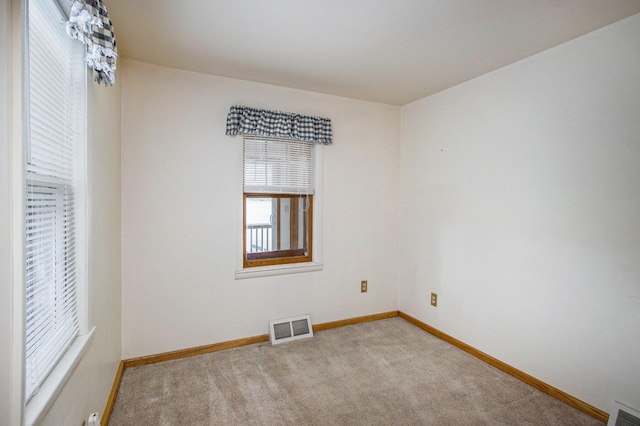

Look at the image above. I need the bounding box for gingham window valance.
[66,0,118,86]
[226,105,332,144]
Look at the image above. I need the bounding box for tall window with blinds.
[25,0,86,402]
[243,136,313,267]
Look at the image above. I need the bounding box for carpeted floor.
[109,317,603,425]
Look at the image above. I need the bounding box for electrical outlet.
[87,413,101,426]
[430,292,438,307]
[361,280,368,293]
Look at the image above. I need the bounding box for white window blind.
[25,0,85,402]
[243,136,314,194]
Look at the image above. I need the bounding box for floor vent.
[608,401,640,426]
[269,315,313,345]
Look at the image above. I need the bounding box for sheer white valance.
[226,105,332,144]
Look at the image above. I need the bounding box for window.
[244,194,313,266]
[242,136,314,268]
[24,0,86,403]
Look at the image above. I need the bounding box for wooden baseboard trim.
[312,310,399,332]
[122,311,400,369]
[398,311,608,423]
[123,334,271,369]
[102,361,125,426]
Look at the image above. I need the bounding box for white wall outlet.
[88,412,101,426]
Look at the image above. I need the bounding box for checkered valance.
[66,0,118,86]
[226,105,332,144]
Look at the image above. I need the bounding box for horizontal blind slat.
[243,137,314,194]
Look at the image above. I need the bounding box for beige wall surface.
[120,60,401,359]
[1,0,14,423]
[399,14,640,414]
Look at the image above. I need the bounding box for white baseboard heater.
[269,315,313,345]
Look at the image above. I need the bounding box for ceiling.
[105,0,640,106]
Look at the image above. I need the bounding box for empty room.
[1,0,639,425]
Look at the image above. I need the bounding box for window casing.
[241,136,317,269]
[24,0,87,403]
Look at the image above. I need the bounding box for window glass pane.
[245,195,311,264]
[246,197,273,252]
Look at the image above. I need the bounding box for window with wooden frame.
[243,136,314,268]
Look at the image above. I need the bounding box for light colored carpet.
[109,317,603,425]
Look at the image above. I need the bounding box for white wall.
[120,60,401,359]
[1,0,14,422]
[399,13,640,413]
